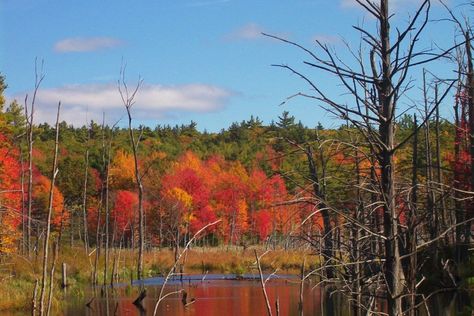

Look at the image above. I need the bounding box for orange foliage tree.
[32,171,66,229]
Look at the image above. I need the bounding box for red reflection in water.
[65,279,343,316]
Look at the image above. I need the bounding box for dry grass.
[0,245,314,312]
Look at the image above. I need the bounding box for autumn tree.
[118,67,145,281]
[0,133,22,255]
[111,190,138,242]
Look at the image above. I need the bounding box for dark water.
[65,274,348,316]
[60,274,472,315]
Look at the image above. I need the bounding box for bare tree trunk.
[305,146,334,279]
[39,102,61,316]
[93,115,107,286]
[46,242,58,316]
[82,141,90,255]
[61,262,67,289]
[25,96,34,256]
[103,142,111,287]
[407,114,419,316]
[352,146,363,316]
[254,250,273,316]
[92,205,102,286]
[378,2,405,313]
[423,70,437,240]
[229,208,236,247]
[466,31,474,256]
[25,61,44,258]
[434,85,448,236]
[20,146,26,255]
[57,206,66,254]
[119,70,144,280]
[298,258,305,316]
[454,84,466,262]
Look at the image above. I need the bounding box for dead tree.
[254,249,278,316]
[39,102,61,316]
[103,136,112,287]
[46,242,58,316]
[24,60,44,257]
[465,20,474,261]
[82,125,90,255]
[423,70,437,241]
[152,220,221,316]
[118,66,145,280]
[407,114,419,316]
[265,0,458,314]
[92,114,107,286]
[305,146,334,280]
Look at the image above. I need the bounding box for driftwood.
[85,297,94,309]
[61,262,67,289]
[133,289,147,307]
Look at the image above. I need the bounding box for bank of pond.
[1,247,473,315]
[5,273,470,315]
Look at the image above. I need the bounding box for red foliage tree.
[111,190,138,238]
[0,133,22,254]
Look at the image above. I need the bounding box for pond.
[64,274,348,316]
[53,274,473,315]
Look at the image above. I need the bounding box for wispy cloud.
[225,23,265,40]
[224,23,290,42]
[312,34,342,45]
[13,83,233,125]
[54,37,124,53]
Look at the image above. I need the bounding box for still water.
[65,274,348,316]
[63,274,471,315]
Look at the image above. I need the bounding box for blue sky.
[0,0,467,131]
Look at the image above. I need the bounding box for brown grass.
[0,245,314,312]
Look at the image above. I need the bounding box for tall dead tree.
[103,137,112,287]
[305,146,334,279]
[82,125,90,255]
[39,102,61,316]
[465,28,474,256]
[265,0,457,314]
[118,66,145,280]
[407,114,418,316]
[92,115,106,286]
[423,70,437,241]
[25,60,44,257]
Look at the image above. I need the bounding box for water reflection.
[66,276,347,316]
[63,275,472,316]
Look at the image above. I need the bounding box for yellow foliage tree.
[109,150,135,190]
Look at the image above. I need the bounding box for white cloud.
[14,83,233,126]
[312,34,342,45]
[54,37,123,53]
[224,23,290,42]
[225,23,266,40]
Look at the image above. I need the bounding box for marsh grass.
[0,245,316,312]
